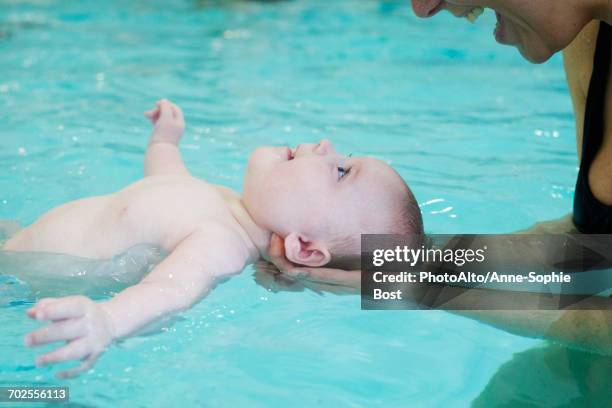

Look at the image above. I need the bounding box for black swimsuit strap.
[573,22,612,233]
[580,22,611,168]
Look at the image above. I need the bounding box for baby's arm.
[25,223,250,378]
[143,99,189,177]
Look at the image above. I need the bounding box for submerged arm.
[25,223,250,377]
[452,307,611,355]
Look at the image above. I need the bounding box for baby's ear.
[284,233,331,267]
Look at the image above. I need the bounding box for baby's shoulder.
[182,218,254,271]
[133,174,222,200]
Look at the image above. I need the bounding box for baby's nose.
[314,139,334,155]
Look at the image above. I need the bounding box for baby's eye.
[338,166,350,180]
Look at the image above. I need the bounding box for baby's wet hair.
[327,180,424,269]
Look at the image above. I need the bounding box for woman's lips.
[428,1,443,17]
[411,0,443,18]
[494,12,521,47]
[494,11,515,45]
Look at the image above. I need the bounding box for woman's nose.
[314,139,334,155]
[411,0,443,18]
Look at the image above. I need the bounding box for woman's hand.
[25,296,115,379]
[266,233,361,292]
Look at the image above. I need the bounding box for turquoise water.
[0,0,605,406]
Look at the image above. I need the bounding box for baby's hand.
[25,296,116,379]
[144,99,185,144]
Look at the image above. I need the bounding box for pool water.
[1,0,607,406]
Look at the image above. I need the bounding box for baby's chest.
[110,182,232,247]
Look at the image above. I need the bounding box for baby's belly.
[3,196,132,259]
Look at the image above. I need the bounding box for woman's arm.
[263,233,612,354]
[452,308,611,355]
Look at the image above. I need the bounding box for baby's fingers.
[170,103,184,123]
[158,99,173,119]
[144,107,161,123]
[30,295,89,321]
[57,354,99,379]
[143,107,158,118]
[25,318,85,347]
[27,298,58,318]
[36,337,90,367]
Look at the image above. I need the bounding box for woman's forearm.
[454,308,611,355]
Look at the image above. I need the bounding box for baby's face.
[242,139,408,243]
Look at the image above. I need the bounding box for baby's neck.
[213,185,271,263]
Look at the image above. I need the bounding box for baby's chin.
[243,148,274,183]
[250,146,291,163]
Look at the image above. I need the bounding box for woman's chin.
[494,12,556,64]
[518,41,555,64]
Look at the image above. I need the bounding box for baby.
[2,99,423,378]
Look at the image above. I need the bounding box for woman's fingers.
[25,318,86,347]
[268,233,299,272]
[268,233,284,259]
[305,268,361,289]
[36,337,91,367]
[265,233,361,290]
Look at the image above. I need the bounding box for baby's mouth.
[285,147,295,161]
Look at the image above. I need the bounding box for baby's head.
[243,139,423,267]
